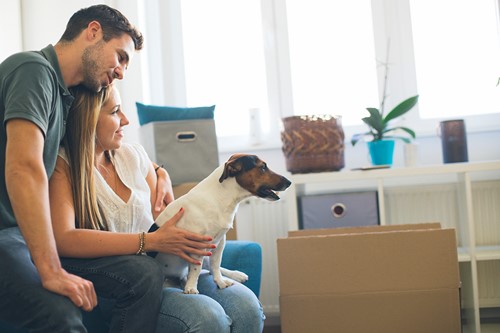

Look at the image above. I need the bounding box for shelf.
[458,247,471,262]
[475,246,500,261]
[290,160,500,185]
[456,247,500,262]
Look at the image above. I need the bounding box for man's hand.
[41,268,97,312]
[147,208,214,265]
[154,166,174,212]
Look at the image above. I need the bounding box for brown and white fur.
[152,154,291,294]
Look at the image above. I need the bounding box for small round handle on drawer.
[331,203,346,219]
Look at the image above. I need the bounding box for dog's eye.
[260,164,268,173]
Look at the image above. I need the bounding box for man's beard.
[81,41,106,92]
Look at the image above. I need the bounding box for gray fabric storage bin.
[298,191,379,229]
[139,119,219,185]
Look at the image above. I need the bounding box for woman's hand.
[146,208,214,265]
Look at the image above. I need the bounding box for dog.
[151,154,291,294]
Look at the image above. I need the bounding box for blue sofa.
[0,240,262,333]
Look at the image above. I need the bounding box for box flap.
[288,222,441,238]
[277,228,459,296]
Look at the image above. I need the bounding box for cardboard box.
[277,223,461,333]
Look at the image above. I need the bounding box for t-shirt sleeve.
[3,62,58,136]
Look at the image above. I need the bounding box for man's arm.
[5,119,97,311]
[151,163,174,211]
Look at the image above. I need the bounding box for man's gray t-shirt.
[0,45,74,229]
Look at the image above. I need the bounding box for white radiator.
[236,197,289,315]
[236,181,500,315]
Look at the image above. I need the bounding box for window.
[286,0,379,126]
[160,0,500,151]
[410,0,500,119]
[181,0,270,142]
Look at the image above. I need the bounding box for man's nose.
[113,66,125,80]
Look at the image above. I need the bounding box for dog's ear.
[219,154,257,183]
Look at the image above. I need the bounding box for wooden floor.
[482,323,500,333]
[264,324,500,333]
[263,325,281,333]
[263,314,281,333]
[262,318,500,333]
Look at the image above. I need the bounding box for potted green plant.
[351,49,419,166]
[351,95,419,165]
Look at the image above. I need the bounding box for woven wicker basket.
[281,115,345,174]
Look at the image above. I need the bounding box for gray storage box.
[298,191,379,229]
[139,119,219,185]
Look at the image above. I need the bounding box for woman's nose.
[120,113,130,126]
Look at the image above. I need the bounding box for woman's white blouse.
[59,143,155,233]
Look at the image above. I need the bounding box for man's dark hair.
[59,4,143,50]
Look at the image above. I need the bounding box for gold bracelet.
[136,232,146,255]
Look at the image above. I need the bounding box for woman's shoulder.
[115,143,150,174]
[119,143,149,160]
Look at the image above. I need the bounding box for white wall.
[0,0,22,62]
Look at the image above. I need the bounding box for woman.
[49,84,264,332]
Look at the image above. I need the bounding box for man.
[0,5,169,332]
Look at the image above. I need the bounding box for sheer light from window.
[286,0,379,126]
[410,0,500,119]
[181,0,269,138]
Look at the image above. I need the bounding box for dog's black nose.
[281,177,292,190]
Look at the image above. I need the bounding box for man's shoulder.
[2,50,50,67]
[0,50,53,77]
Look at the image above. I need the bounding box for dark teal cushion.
[136,102,215,126]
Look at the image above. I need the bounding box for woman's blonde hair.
[64,85,112,230]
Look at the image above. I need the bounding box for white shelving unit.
[285,160,500,333]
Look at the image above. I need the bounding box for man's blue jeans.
[0,227,164,333]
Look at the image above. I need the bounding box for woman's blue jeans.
[153,271,265,333]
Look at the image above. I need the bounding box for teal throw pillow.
[136,102,215,126]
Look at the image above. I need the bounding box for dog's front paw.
[214,277,235,289]
[183,280,200,294]
[228,270,248,283]
[220,268,249,283]
[183,286,199,294]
